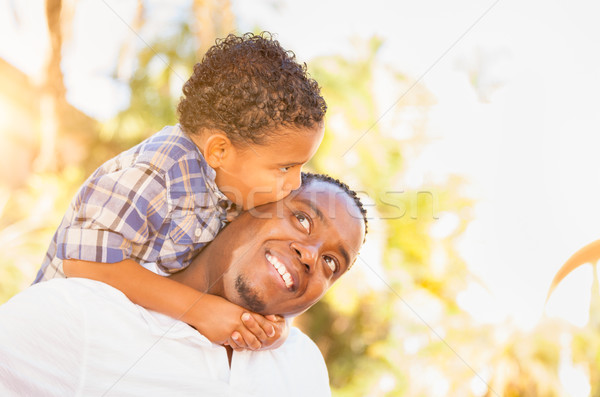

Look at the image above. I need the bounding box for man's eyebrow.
[297,199,326,225]
[338,245,350,266]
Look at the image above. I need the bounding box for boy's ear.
[203,133,233,168]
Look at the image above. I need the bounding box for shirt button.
[195,228,202,237]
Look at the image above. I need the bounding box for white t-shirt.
[0,278,331,396]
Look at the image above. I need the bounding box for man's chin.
[234,275,266,313]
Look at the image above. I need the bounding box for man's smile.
[265,251,297,291]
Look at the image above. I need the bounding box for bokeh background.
[1,0,600,395]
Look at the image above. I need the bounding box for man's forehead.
[291,180,334,205]
[289,180,354,218]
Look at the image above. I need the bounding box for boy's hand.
[226,313,288,351]
[187,293,288,351]
[187,295,252,347]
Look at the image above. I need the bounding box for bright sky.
[2,0,600,330]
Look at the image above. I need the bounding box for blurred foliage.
[101,21,196,148]
[2,1,600,396]
[294,36,475,395]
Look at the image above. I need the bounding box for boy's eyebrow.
[278,161,302,168]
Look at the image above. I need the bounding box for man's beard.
[235,275,266,313]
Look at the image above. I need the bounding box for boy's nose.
[284,169,302,192]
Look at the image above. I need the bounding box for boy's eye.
[324,256,338,273]
[279,166,291,173]
[295,212,311,233]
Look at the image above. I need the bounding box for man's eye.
[295,213,311,233]
[324,256,338,273]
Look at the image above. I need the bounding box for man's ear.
[203,133,233,168]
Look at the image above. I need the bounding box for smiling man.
[0,173,367,397]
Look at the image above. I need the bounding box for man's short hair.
[177,32,327,145]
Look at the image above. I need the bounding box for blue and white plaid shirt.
[34,125,236,283]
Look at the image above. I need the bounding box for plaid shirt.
[34,125,235,283]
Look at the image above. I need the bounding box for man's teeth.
[266,252,294,289]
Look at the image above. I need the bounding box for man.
[0,173,367,396]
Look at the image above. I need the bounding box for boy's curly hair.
[177,32,327,145]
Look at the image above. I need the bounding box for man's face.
[217,179,365,317]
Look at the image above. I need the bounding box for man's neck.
[169,225,242,297]
[168,251,214,294]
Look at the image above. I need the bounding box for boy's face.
[215,124,324,209]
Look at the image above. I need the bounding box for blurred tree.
[0,0,235,296]
[0,0,96,298]
[101,0,236,160]
[34,0,66,172]
[192,0,235,56]
[99,21,196,159]
[572,264,600,396]
[35,0,95,172]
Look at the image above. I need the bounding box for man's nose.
[290,241,319,272]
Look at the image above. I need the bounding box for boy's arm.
[63,258,282,349]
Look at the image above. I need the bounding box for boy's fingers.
[265,314,284,323]
[259,314,278,337]
[241,312,270,341]
[265,323,275,338]
[228,335,243,352]
[231,331,243,345]
[238,329,262,350]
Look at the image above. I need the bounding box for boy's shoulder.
[134,125,202,170]
[106,125,211,180]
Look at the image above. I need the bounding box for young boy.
[33,32,327,350]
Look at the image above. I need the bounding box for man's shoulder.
[287,327,321,350]
[22,278,133,307]
[241,327,330,395]
[280,327,328,365]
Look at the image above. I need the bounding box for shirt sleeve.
[57,164,168,263]
[0,281,85,396]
